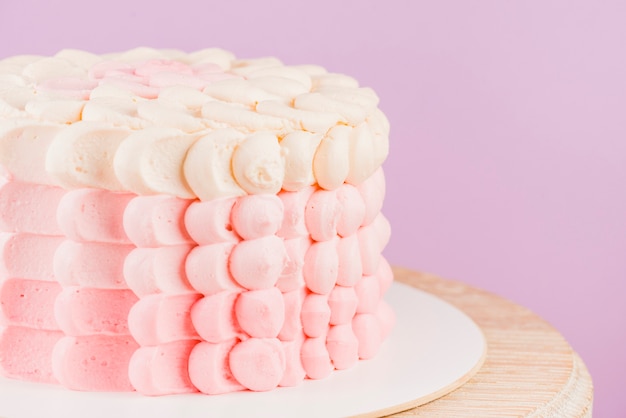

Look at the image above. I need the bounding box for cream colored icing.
[0,48,389,200]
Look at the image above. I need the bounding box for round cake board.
[0,282,486,418]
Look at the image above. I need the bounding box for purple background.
[1,0,624,415]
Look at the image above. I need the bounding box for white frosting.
[0,48,390,200]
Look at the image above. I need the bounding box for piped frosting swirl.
[0,48,389,200]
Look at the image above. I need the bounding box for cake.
[0,47,394,395]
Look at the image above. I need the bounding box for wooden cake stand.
[390,267,594,417]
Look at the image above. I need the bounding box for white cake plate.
[0,282,486,418]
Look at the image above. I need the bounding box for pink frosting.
[352,313,382,360]
[275,237,310,293]
[54,240,134,288]
[185,242,240,295]
[327,285,358,325]
[191,291,243,343]
[228,338,285,392]
[0,233,64,281]
[0,326,63,383]
[184,198,239,245]
[0,279,62,330]
[128,293,201,346]
[357,167,385,226]
[235,288,285,338]
[357,224,382,275]
[231,194,283,240]
[300,293,330,338]
[279,334,306,387]
[304,189,339,242]
[123,195,193,248]
[372,212,391,249]
[56,189,133,244]
[276,187,314,239]
[301,336,333,380]
[354,275,381,314]
[52,334,138,391]
[54,287,137,336]
[335,184,366,237]
[336,234,363,287]
[376,255,394,295]
[124,245,195,296]
[188,339,244,395]
[0,180,65,236]
[128,339,199,395]
[326,324,359,370]
[303,239,339,295]
[229,235,287,290]
[278,287,306,341]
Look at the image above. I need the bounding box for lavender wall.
[1,0,624,415]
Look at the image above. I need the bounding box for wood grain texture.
[389,267,593,418]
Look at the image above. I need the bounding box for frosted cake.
[0,47,394,395]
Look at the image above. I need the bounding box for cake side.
[0,48,394,395]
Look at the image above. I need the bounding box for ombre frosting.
[0,48,394,396]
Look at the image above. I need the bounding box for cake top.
[0,48,389,200]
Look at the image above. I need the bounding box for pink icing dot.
[188,340,244,395]
[327,285,358,325]
[300,293,330,338]
[229,236,287,290]
[352,313,382,360]
[354,275,381,314]
[124,245,195,297]
[336,184,366,237]
[127,293,201,346]
[357,167,385,227]
[303,239,339,295]
[305,188,340,242]
[336,234,363,287]
[276,237,310,293]
[301,336,333,380]
[326,324,359,370]
[185,242,240,295]
[123,195,193,248]
[277,187,315,239]
[357,224,382,276]
[231,194,284,240]
[184,198,239,245]
[235,288,285,338]
[191,290,243,343]
[278,287,306,341]
[279,335,306,387]
[229,338,285,391]
[376,256,394,295]
[128,339,199,395]
[57,189,133,244]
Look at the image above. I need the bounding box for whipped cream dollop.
[0,48,389,200]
